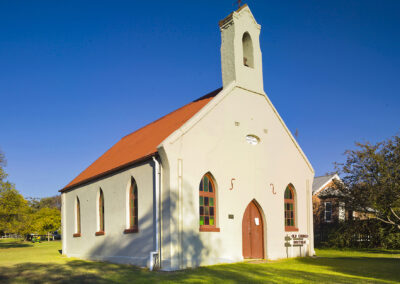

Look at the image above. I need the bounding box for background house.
[313,174,348,244]
[313,174,345,222]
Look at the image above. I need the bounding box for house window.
[284,184,298,231]
[199,173,220,232]
[96,189,105,236]
[325,202,332,222]
[124,177,138,234]
[339,202,345,222]
[73,197,81,237]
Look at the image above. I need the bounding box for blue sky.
[1,0,399,198]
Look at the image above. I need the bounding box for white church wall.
[157,147,177,270]
[63,160,155,267]
[159,86,314,269]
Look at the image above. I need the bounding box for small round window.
[246,135,260,145]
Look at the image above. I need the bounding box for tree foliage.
[317,219,400,249]
[0,150,61,237]
[334,135,400,229]
[0,150,30,235]
[28,195,61,211]
[0,151,14,194]
[31,207,61,235]
[0,187,31,235]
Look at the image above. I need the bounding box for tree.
[0,150,61,238]
[0,187,31,236]
[29,195,61,211]
[41,195,61,211]
[334,135,400,230]
[0,151,31,236]
[0,151,6,183]
[31,207,61,239]
[0,151,13,194]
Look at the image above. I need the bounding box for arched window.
[125,177,138,233]
[96,189,105,235]
[199,173,220,232]
[284,184,298,231]
[242,32,254,68]
[73,197,81,237]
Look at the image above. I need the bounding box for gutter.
[60,153,156,193]
[149,156,161,270]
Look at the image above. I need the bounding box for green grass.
[0,239,399,283]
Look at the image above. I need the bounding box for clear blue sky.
[1,0,399,198]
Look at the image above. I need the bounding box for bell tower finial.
[219,5,264,93]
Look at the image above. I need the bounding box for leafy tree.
[27,197,41,211]
[0,187,31,236]
[0,151,31,236]
[40,195,61,211]
[28,195,61,211]
[0,150,62,238]
[0,151,13,194]
[0,151,6,182]
[334,135,400,230]
[31,207,61,236]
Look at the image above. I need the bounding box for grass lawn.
[0,239,399,283]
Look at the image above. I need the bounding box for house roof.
[312,174,337,194]
[61,88,222,192]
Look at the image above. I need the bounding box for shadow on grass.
[184,263,367,284]
[359,248,400,255]
[0,260,132,284]
[1,257,399,283]
[317,247,400,255]
[0,241,32,249]
[298,255,400,283]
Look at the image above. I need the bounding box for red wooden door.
[242,201,264,259]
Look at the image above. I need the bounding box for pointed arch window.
[284,184,298,231]
[124,177,139,234]
[242,32,254,68]
[199,173,220,232]
[96,189,105,236]
[73,197,81,237]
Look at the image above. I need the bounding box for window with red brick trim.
[199,173,219,232]
[284,184,298,231]
[124,177,138,234]
[73,197,81,237]
[96,189,105,235]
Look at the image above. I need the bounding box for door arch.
[242,200,265,259]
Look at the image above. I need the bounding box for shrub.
[316,219,400,249]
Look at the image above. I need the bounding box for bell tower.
[219,4,264,94]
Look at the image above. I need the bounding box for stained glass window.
[284,184,296,231]
[76,197,81,234]
[129,178,138,230]
[99,189,105,232]
[199,173,216,229]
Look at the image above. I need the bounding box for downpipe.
[149,156,161,271]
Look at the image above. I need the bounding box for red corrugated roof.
[61,88,221,192]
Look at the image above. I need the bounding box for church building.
[60,5,315,271]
